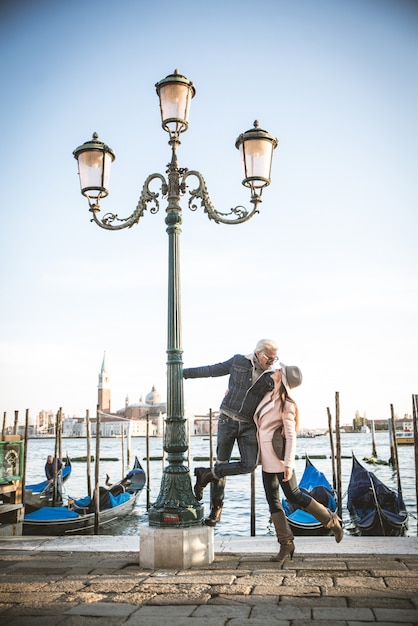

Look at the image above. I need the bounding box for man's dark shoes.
[204,503,223,527]
[194,467,214,500]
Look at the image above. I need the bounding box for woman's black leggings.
[262,470,312,514]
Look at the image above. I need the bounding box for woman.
[253,364,343,567]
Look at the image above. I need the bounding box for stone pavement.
[0,536,417,625]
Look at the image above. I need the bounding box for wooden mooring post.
[94,404,100,534]
[53,408,63,506]
[209,409,214,468]
[335,392,342,519]
[413,394,418,537]
[86,409,92,498]
[370,419,377,458]
[146,413,150,510]
[390,405,404,502]
[389,405,400,475]
[327,406,337,491]
[22,409,29,507]
[121,423,125,479]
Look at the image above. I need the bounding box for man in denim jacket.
[183,338,278,527]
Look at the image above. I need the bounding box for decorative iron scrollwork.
[90,173,167,230]
[183,170,260,225]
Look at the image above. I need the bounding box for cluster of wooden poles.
[2,406,134,534]
[326,393,418,533]
[3,394,418,537]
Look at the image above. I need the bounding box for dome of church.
[145,385,163,405]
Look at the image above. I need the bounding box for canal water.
[25,432,417,537]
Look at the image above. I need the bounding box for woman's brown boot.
[305,499,344,543]
[270,511,295,567]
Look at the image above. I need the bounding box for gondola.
[347,454,408,537]
[25,454,72,511]
[282,455,338,536]
[23,457,146,536]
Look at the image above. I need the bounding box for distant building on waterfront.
[7,353,218,438]
[192,411,220,436]
[341,411,412,433]
[94,353,220,437]
[36,409,57,435]
[98,352,111,414]
[115,386,166,434]
[95,352,167,436]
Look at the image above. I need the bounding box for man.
[183,338,278,527]
[44,455,64,499]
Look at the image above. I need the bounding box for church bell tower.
[98,351,111,413]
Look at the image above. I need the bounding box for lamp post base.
[139,525,214,569]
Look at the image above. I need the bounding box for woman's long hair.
[278,383,299,432]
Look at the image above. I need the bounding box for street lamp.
[73,69,277,565]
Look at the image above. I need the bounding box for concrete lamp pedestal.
[139,525,214,569]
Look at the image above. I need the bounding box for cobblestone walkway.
[0,549,417,624]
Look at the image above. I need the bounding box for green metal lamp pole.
[73,70,278,529]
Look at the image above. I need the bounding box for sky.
[0,0,417,430]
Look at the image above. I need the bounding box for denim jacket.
[183,354,274,422]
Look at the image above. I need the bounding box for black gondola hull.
[347,454,408,537]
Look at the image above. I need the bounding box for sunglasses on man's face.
[263,353,278,365]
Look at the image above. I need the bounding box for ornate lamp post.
[73,70,277,566]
